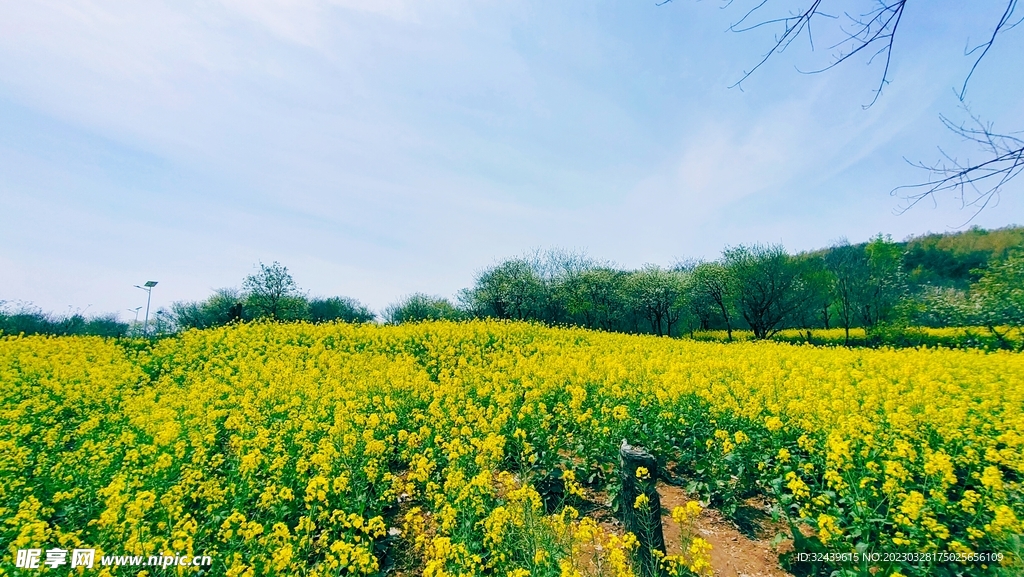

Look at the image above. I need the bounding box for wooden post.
[619,439,666,577]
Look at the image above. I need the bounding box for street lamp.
[134,281,158,336]
[127,307,143,331]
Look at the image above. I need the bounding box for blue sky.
[1,0,1022,316]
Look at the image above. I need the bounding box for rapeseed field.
[1,321,1021,576]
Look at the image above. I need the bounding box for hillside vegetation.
[903,227,1024,289]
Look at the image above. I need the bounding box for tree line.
[168,261,375,330]
[3,227,1021,348]
[0,303,129,338]
[436,241,909,343]
[0,261,374,337]
[388,228,1024,348]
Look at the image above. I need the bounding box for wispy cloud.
[0,1,1020,314]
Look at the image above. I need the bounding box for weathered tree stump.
[619,439,666,577]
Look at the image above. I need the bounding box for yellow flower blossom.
[2,320,1022,577]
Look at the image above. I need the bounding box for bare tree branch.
[666,0,1022,214]
[700,1,908,105]
[961,0,1020,100]
[893,108,1024,221]
[727,1,828,89]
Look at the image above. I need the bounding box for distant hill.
[804,225,1024,291]
[901,225,1024,289]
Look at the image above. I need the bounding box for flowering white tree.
[969,251,1024,349]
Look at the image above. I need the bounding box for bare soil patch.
[387,476,795,577]
[657,483,793,577]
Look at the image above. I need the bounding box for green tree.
[541,249,595,325]
[689,261,736,340]
[824,235,908,342]
[681,283,715,334]
[623,265,687,337]
[824,242,869,344]
[383,294,461,324]
[563,267,628,331]
[969,250,1024,349]
[723,244,802,339]
[308,296,374,324]
[242,261,307,321]
[794,255,837,331]
[860,234,907,329]
[465,258,546,321]
[170,288,244,330]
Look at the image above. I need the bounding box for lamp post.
[127,307,143,334]
[134,281,158,336]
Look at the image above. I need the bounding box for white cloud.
[1,1,1021,317]
[216,0,422,47]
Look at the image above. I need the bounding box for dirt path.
[657,483,792,577]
